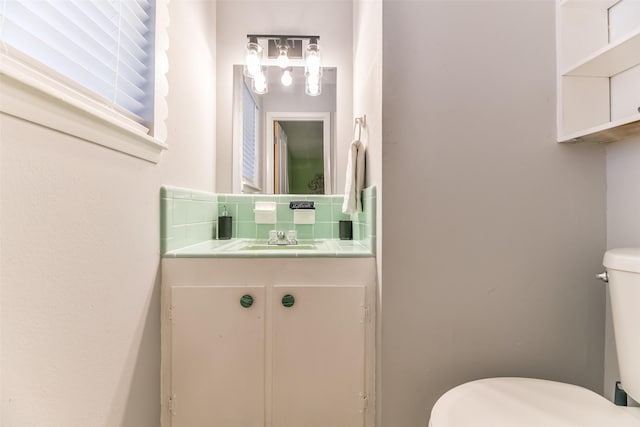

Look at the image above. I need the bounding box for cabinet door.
[272,285,366,427]
[171,285,265,427]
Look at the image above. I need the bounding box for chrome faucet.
[268,230,298,245]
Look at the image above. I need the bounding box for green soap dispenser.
[218,205,232,240]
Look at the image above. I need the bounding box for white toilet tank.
[604,248,640,403]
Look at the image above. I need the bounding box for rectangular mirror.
[232,65,337,194]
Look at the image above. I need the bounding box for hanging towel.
[342,138,365,214]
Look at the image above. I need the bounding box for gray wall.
[381,2,607,426]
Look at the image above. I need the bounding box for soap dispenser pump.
[218,205,232,240]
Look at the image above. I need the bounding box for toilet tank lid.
[604,248,640,273]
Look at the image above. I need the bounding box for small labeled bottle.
[218,205,232,240]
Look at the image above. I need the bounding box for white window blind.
[0,0,156,127]
[242,82,259,184]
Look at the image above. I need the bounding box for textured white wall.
[605,135,640,402]
[215,0,353,193]
[0,1,216,425]
[381,2,607,426]
[159,1,217,190]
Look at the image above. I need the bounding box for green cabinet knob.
[281,294,295,308]
[240,294,254,308]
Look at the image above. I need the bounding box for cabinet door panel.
[171,286,265,427]
[272,285,366,427]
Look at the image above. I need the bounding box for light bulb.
[277,38,289,69]
[281,68,293,86]
[277,48,289,69]
[305,39,322,77]
[306,52,320,75]
[244,38,262,78]
[246,53,260,77]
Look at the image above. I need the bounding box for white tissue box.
[293,209,315,225]
[254,201,277,224]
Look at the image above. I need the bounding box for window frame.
[0,0,170,163]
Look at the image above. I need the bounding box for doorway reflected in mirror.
[274,120,325,194]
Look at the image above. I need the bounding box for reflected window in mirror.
[242,82,262,192]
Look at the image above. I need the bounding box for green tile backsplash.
[160,185,376,255]
[160,186,218,253]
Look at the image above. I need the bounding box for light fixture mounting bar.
[246,35,319,61]
[246,34,320,41]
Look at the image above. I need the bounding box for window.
[242,81,261,190]
[0,0,169,162]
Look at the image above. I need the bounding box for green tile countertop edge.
[162,238,374,258]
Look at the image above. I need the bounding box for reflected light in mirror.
[252,69,268,94]
[305,75,321,96]
[281,68,293,86]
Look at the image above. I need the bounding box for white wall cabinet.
[557,0,640,143]
[161,258,376,427]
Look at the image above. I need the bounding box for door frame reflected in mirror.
[266,112,332,194]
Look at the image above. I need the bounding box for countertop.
[162,238,374,258]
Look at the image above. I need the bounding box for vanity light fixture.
[281,67,293,87]
[244,34,321,96]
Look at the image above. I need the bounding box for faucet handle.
[287,230,298,244]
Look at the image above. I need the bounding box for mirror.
[232,65,337,194]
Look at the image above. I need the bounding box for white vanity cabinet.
[271,284,366,427]
[556,0,640,143]
[161,258,376,427]
[169,285,266,427]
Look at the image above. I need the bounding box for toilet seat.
[429,377,640,427]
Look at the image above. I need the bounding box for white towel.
[342,139,365,214]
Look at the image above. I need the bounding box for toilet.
[429,248,640,427]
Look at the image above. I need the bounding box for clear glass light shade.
[281,68,293,87]
[244,41,263,78]
[277,45,289,69]
[305,41,322,77]
[252,68,268,94]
